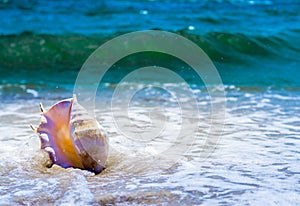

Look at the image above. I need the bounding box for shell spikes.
[31,96,108,174]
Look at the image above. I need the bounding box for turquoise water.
[0,0,299,94]
[1,0,300,205]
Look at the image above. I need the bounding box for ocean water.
[1,0,300,205]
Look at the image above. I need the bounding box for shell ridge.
[70,98,108,173]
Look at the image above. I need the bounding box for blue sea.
[0,0,300,205]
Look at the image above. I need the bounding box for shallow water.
[1,0,300,205]
[1,87,300,205]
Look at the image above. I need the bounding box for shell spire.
[31,96,108,174]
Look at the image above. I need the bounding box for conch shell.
[31,96,108,174]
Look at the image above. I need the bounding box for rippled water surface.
[1,0,300,205]
[1,88,300,205]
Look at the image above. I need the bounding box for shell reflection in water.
[31,96,108,174]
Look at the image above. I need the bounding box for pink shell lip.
[31,97,108,174]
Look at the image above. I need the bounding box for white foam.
[26,89,39,97]
[1,91,300,204]
[56,174,94,205]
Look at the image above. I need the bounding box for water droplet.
[188,26,195,30]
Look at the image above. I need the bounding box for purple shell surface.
[31,96,108,174]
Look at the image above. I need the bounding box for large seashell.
[31,96,108,174]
